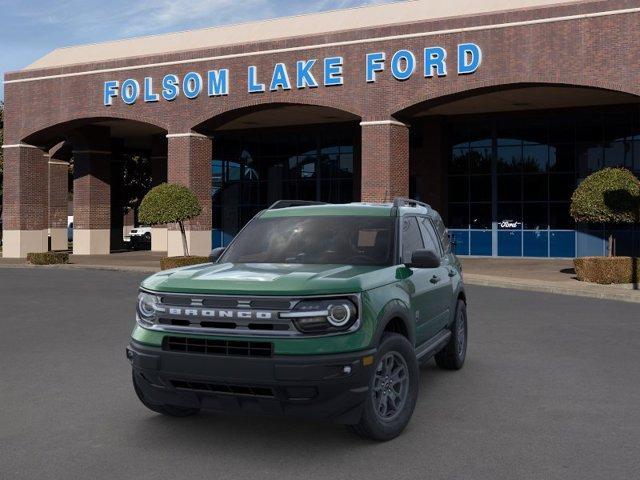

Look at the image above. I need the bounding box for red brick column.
[360,120,409,202]
[150,134,168,252]
[71,126,112,255]
[1,143,49,258]
[166,133,212,257]
[48,143,70,251]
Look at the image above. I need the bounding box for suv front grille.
[163,336,273,357]
[170,380,274,397]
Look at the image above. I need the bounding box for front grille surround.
[141,290,362,338]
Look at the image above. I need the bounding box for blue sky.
[0,0,398,100]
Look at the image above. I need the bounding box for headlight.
[136,291,161,327]
[282,298,358,334]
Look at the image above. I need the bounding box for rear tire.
[347,333,419,441]
[132,371,200,417]
[435,299,467,370]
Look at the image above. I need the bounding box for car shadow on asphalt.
[126,362,449,449]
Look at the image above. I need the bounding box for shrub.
[27,251,69,265]
[574,256,640,284]
[139,183,202,257]
[570,168,640,256]
[571,168,640,224]
[160,256,209,270]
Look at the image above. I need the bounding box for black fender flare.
[371,299,415,347]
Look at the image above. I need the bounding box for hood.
[142,262,396,295]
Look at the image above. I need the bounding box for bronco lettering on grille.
[161,307,273,320]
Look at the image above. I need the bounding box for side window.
[418,217,442,256]
[431,214,451,254]
[401,217,424,264]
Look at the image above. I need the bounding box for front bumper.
[127,340,376,424]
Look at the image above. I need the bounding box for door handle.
[430,275,441,284]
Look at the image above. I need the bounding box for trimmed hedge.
[570,168,640,224]
[160,256,210,270]
[574,256,640,284]
[27,251,69,265]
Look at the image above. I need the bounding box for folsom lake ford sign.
[103,43,482,106]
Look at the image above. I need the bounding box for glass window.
[450,148,469,174]
[604,141,632,168]
[497,145,522,173]
[418,217,442,256]
[576,143,603,176]
[549,119,574,143]
[550,203,572,229]
[221,216,395,266]
[470,175,491,202]
[523,174,548,201]
[446,105,640,258]
[469,146,491,173]
[402,217,425,264]
[497,203,522,230]
[549,144,575,173]
[431,214,451,253]
[212,125,356,241]
[448,176,469,202]
[549,174,575,201]
[522,144,548,173]
[448,204,469,228]
[470,203,492,229]
[498,175,522,202]
[523,203,548,230]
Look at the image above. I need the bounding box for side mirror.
[408,249,441,269]
[209,247,226,263]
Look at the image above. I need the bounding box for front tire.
[347,333,419,441]
[132,371,200,417]
[435,299,467,370]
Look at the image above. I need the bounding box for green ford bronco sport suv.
[127,198,467,441]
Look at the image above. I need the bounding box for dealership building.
[3,0,640,258]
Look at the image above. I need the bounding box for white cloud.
[7,0,396,40]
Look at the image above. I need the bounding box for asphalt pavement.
[1,268,639,480]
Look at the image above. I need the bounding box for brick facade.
[361,122,410,202]
[2,145,48,230]
[2,0,640,256]
[166,134,213,232]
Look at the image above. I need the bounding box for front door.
[400,216,443,346]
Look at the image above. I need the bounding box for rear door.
[418,216,454,334]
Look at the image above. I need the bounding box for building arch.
[391,82,640,121]
[190,101,361,134]
[20,116,167,150]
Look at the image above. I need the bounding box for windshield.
[221,216,396,266]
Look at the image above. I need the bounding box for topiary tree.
[570,168,640,256]
[139,183,202,257]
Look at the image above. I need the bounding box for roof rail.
[268,200,327,210]
[392,197,432,210]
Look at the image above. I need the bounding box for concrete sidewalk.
[0,250,162,273]
[460,257,640,303]
[2,251,639,303]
